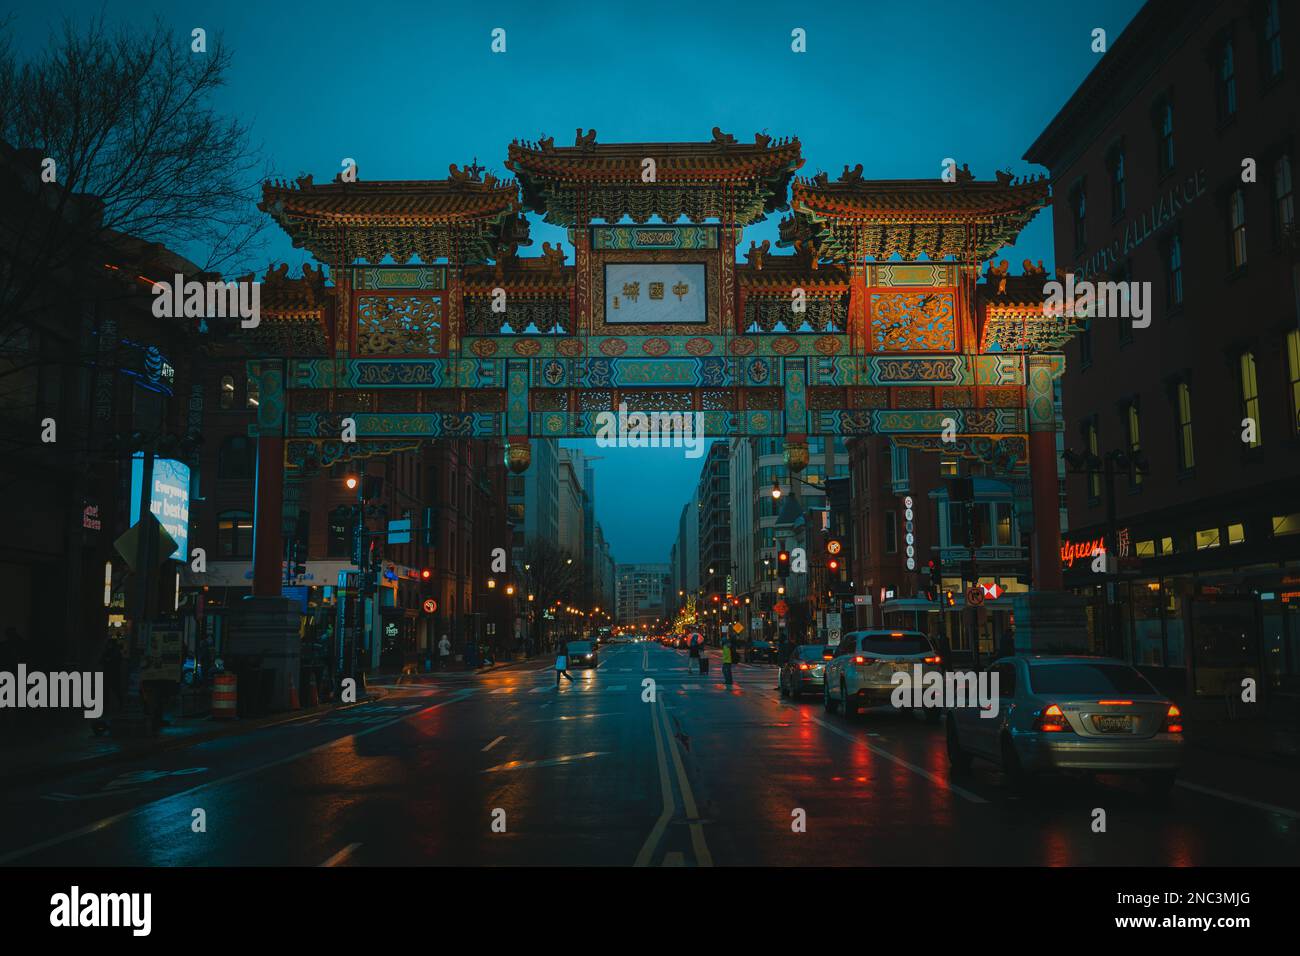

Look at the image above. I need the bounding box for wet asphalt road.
[0,641,1295,866]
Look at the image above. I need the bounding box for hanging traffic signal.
[777,550,791,577]
[420,567,432,580]
[827,558,840,572]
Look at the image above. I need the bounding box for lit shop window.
[1273,513,1300,537]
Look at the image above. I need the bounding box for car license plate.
[1091,714,1133,733]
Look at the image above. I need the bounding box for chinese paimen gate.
[244,130,1078,609]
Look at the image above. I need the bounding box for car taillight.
[1162,704,1183,734]
[798,663,810,671]
[1035,703,1072,733]
[923,655,941,664]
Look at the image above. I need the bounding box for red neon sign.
[1060,538,1105,569]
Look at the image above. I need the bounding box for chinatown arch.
[243,130,1080,619]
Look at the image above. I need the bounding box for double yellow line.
[635,697,712,867]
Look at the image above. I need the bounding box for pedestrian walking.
[721,639,734,688]
[688,632,701,674]
[555,645,574,686]
[438,634,451,670]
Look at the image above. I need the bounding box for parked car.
[823,630,943,722]
[779,644,835,699]
[945,655,1184,794]
[746,639,778,663]
[566,640,599,668]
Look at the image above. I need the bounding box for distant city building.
[616,563,670,627]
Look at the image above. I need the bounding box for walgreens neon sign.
[1061,538,1105,569]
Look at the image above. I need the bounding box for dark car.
[746,639,778,664]
[566,640,598,668]
[779,644,835,699]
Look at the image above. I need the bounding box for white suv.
[823,630,944,722]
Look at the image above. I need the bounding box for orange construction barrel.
[212,672,237,720]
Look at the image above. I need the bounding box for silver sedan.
[946,655,1184,794]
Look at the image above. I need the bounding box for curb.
[0,689,390,789]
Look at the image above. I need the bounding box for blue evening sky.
[9,0,1143,564]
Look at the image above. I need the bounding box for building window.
[995,502,1013,546]
[1160,536,1175,555]
[1195,528,1221,550]
[1125,403,1143,489]
[246,375,259,409]
[1136,539,1156,557]
[1240,351,1262,447]
[1156,97,1175,176]
[1228,188,1248,269]
[217,435,255,480]
[939,459,958,478]
[1164,230,1184,309]
[1274,153,1295,242]
[1085,418,1101,500]
[1287,329,1300,436]
[884,511,898,553]
[1216,38,1237,122]
[1114,261,1133,346]
[1078,325,1093,369]
[1107,144,1127,219]
[1176,382,1196,472]
[217,510,253,558]
[1070,180,1087,251]
[1263,0,1283,80]
[219,375,235,410]
[1227,523,1245,545]
[1274,513,1300,536]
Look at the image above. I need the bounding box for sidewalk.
[1180,697,1300,765]
[0,686,386,788]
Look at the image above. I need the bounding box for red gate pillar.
[1026,355,1063,591]
[250,359,287,597]
[252,432,285,596]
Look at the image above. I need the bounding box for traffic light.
[420,567,432,582]
[921,558,938,601]
[943,590,956,607]
[777,550,791,577]
[827,558,840,572]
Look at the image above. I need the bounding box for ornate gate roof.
[505,129,804,226]
[259,171,522,264]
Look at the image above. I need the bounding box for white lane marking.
[635,694,675,867]
[319,842,361,867]
[481,751,609,773]
[795,703,988,804]
[529,686,551,694]
[659,702,713,867]
[1176,780,1299,819]
[481,735,506,752]
[0,689,477,865]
